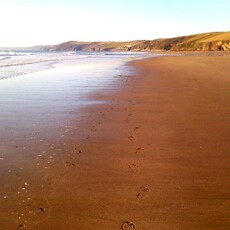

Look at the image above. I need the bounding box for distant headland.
[1,31,230,52]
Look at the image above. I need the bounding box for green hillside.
[151,32,230,51]
[43,31,230,52]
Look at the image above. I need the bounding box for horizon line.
[0,30,229,48]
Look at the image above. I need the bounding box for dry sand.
[1,55,230,229]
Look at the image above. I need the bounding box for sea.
[0,50,154,142]
[0,50,149,80]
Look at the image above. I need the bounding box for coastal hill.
[42,31,230,52]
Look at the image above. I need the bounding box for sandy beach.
[1,54,230,229]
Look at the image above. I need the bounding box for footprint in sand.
[174,185,181,190]
[137,186,150,199]
[91,126,97,132]
[74,147,82,154]
[65,157,77,167]
[41,177,55,186]
[128,135,135,141]
[134,127,140,131]
[121,221,135,229]
[129,164,139,173]
[135,147,144,154]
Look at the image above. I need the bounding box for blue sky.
[0,0,229,46]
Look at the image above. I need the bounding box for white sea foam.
[0,51,149,80]
[0,51,91,79]
[0,51,86,67]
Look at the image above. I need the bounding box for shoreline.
[1,54,230,229]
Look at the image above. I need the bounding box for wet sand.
[1,55,230,229]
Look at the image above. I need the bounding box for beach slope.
[23,55,230,229]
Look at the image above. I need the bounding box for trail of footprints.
[121,92,151,228]
[4,84,150,229]
[125,100,150,202]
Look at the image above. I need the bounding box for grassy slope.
[197,32,230,42]
[53,40,146,51]
[101,40,145,49]
[162,32,230,50]
[48,31,230,51]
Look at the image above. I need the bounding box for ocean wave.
[0,52,89,68]
[0,51,148,80]
[0,51,35,56]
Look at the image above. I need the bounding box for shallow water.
[0,52,152,155]
[0,51,147,79]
